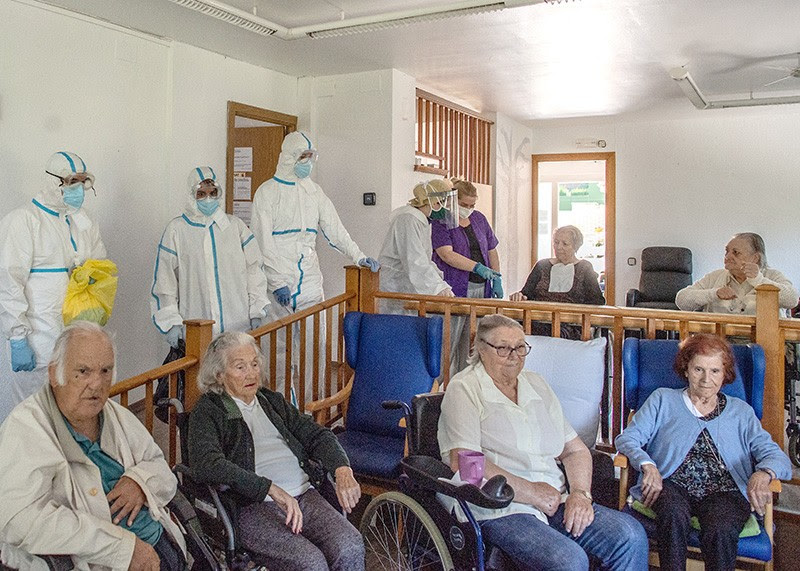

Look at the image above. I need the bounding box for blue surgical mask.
[62,183,85,210]
[197,197,219,216]
[294,162,312,179]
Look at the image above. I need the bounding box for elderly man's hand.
[334,466,362,513]
[108,476,147,526]
[563,490,594,537]
[128,537,160,571]
[747,470,773,516]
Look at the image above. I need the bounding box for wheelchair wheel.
[789,433,800,467]
[360,491,454,571]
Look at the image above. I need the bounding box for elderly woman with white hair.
[187,331,364,571]
[676,232,798,316]
[438,314,647,570]
[510,225,605,339]
[0,321,185,571]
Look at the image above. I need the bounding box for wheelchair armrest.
[401,455,514,510]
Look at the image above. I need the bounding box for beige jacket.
[0,385,185,570]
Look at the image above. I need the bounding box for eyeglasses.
[296,151,318,165]
[46,171,95,191]
[481,339,532,358]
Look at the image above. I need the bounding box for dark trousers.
[153,532,186,571]
[653,480,751,571]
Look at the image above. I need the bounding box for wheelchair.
[359,392,516,571]
[166,398,344,571]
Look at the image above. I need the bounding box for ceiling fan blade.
[764,75,793,87]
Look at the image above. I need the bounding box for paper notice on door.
[234,147,253,172]
[233,201,252,225]
[233,177,252,200]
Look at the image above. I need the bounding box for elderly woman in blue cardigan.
[615,334,790,571]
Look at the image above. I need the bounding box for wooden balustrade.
[111,265,793,466]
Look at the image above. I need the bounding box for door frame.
[226,101,298,213]
[531,152,616,303]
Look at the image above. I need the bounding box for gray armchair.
[626,247,692,310]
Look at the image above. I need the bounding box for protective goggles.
[46,170,96,191]
[296,150,319,165]
[192,180,222,199]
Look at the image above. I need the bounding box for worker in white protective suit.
[378,179,458,309]
[151,167,270,346]
[251,131,379,408]
[0,151,106,423]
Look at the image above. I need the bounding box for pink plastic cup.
[458,450,485,485]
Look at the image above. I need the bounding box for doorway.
[531,152,616,303]
[226,101,298,224]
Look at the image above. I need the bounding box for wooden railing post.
[184,319,214,411]
[358,266,380,313]
[755,284,783,447]
[345,266,361,313]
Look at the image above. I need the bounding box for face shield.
[428,186,458,229]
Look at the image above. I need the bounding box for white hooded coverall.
[0,173,106,422]
[150,168,270,337]
[251,132,366,407]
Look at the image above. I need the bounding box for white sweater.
[675,268,798,317]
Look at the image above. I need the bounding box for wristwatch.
[571,489,593,502]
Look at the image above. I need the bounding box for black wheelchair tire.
[360,491,455,571]
[789,433,800,467]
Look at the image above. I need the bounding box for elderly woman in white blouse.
[437,314,647,570]
[676,233,798,316]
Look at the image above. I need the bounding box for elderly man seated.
[0,321,185,570]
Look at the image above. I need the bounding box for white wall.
[0,1,298,379]
[531,106,800,305]
[303,69,419,299]
[494,114,534,294]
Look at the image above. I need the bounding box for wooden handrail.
[109,356,197,397]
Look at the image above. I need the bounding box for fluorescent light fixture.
[306,4,506,39]
[670,67,709,109]
[671,66,800,110]
[166,0,280,36]
[166,0,549,40]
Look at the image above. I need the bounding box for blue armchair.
[616,338,779,570]
[306,311,443,493]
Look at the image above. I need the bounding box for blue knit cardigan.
[615,388,791,501]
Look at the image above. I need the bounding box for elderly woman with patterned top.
[510,225,605,339]
[438,314,648,571]
[676,232,798,316]
[187,332,364,571]
[615,334,791,571]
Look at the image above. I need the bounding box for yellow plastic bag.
[62,259,119,326]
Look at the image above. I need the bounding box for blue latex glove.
[274,286,292,307]
[10,338,36,372]
[358,257,381,272]
[473,262,501,281]
[250,317,262,330]
[166,325,182,349]
[491,275,504,299]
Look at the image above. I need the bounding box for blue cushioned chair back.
[344,312,443,438]
[622,338,765,419]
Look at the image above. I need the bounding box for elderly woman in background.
[432,178,502,375]
[676,232,798,316]
[0,321,185,571]
[615,334,791,571]
[438,314,647,570]
[188,332,364,571]
[510,225,605,339]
